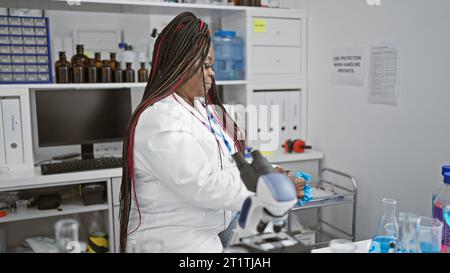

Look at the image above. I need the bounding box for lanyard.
[172,94,234,156]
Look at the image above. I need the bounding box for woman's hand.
[274,166,306,199]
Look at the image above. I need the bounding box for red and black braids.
[119,12,245,253]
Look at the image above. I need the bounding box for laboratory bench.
[0,149,324,253]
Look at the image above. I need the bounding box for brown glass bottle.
[109,52,118,70]
[113,62,123,83]
[124,62,135,83]
[72,58,85,83]
[86,58,97,83]
[71,44,89,68]
[138,62,148,82]
[55,51,71,83]
[101,60,112,83]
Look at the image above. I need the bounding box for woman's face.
[178,45,215,104]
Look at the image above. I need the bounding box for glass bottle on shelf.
[94,52,103,79]
[369,198,399,253]
[101,60,112,83]
[72,58,85,83]
[109,52,118,70]
[124,62,135,83]
[138,62,148,82]
[86,58,97,83]
[113,62,123,83]
[71,44,89,68]
[55,51,71,83]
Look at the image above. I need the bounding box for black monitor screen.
[35,89,132,147]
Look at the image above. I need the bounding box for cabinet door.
[252,18,302,47]
[114,205,120,253]
[111,177,121,206]
[252,46,301,75]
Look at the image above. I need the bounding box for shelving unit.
[0,0,316,253]
[0,197,108,224]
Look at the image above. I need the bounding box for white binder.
[2,97,24,164]
[276,91,289,144]
[0,99,5,165]
[287,91,301,140]
[251,92,267,148]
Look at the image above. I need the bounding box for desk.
[311,239,372,253]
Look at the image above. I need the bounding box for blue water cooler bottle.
[213,30,244,81]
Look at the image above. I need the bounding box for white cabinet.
[251,46,301,75]
[251,18,302,46]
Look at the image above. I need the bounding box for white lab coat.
[126,93,251,253]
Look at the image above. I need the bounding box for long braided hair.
[119,12,245,253]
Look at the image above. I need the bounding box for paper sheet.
[368,44,400,105]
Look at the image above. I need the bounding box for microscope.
[227,150,310,253]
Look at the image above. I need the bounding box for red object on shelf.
[0,211,7,218]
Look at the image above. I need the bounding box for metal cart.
[288,168,358,249]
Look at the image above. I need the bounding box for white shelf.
[0,80,247,91]
[0,167,122,191]
[264,149,324,164]
[0,197,108,224]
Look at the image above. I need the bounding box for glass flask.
[369,198,399,253]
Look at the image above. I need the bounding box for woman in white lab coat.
[119,12,305,253]
[119,12,251,253]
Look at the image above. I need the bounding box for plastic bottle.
[213,30,244,80]
[122,45,136,71]
[433,171,450,253]
[86,58,97,83]
[369,198,399,253]
[87,211,109,253]
[124,62,135,83]
[433,165,450,217]
[113,62,123,83]
[55,51,71,83]
[101,60,112,83]
[138,62,148,82]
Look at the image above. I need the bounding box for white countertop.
[0,149,322,191]
[0,167,122,191]
[312,240,372,253]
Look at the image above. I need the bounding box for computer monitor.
[33,88,132,159]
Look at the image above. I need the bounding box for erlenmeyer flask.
[369,198,399,253]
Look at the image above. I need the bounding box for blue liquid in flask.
[369,236,397,253]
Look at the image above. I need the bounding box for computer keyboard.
[40,157,123,175]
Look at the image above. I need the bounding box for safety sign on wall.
[331,47,365,86]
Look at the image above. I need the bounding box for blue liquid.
[369,236,397,253]
[419,242,440,253]
[445,211,450,226]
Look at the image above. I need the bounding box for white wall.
[286,0,450,240]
